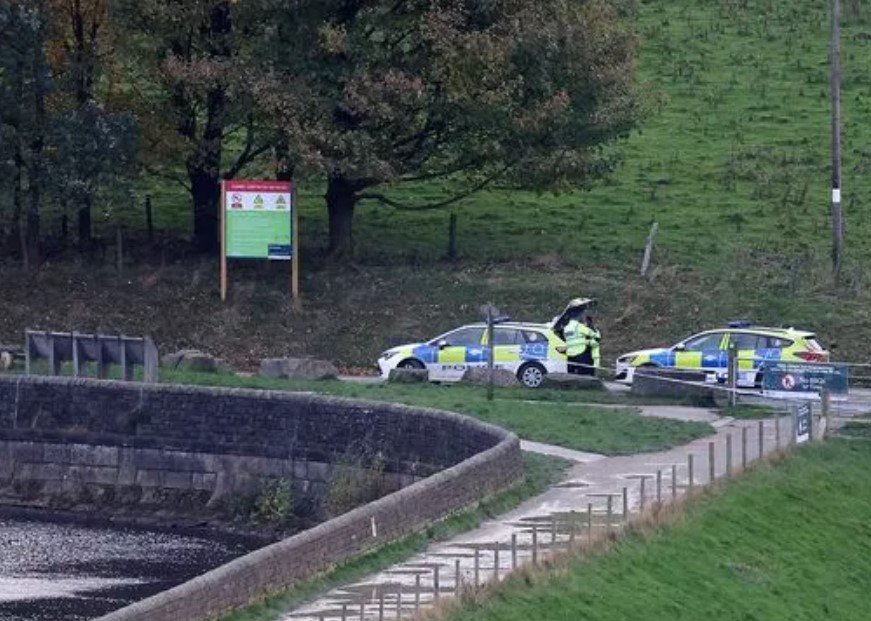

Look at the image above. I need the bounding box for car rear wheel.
[518,362,546,388]
[397,359,425,370]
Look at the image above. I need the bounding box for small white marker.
[371,516,378,538]
[832,188,841,203]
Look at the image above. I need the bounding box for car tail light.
[796,351,826,362]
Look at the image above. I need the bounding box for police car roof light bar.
[727,320,753,328]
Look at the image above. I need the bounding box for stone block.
[70,465,118,485]
[163,471,193,490]
[117,450,137,486]
[12,442,40,462]
[71,445,119,467]
[630,368,716,406]
[31,463,65,480]
[191,472,217,491]
[136,469,162,487]
[387,368,428,383]
[42,444,71,463]
[162,350,232,374]
[460,368,520,387]
[259,358,339,381]
[540,373,604,390]
[306,461,330,483]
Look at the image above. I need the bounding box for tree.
[249,0,644,257]
[44,0,110,247]
[111,0,280,253]
[0,0,51,268]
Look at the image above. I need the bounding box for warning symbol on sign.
[253,195,265,209]
[781,374,796,390]
[275,195,287,209]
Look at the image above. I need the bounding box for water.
[0,514,261,621]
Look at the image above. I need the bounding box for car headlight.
[380,351,398,361]
[618,355,637,364]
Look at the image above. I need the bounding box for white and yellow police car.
[377,322,568,388]
[615,322,829,387]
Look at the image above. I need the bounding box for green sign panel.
[224,180,292,260]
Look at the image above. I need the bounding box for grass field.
[219,452,568,621]
[4,0,871,372]
[441,438,871,621]
[161,370,715,455]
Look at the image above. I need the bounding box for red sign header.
[224,180,293,193]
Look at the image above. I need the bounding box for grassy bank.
[219,452,568,621]
[161,370,715,455]
[441,439,871,621]
[4,0,871,374]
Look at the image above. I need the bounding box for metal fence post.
[708,441,716,482]
[742,426,748,468]
[532,524,539,564]
[758,420,764,458]
[671,464,678,500]
[728,344,738,407]
[511,533,517,569]
[726,434,733,477]
[622,486,629,521]
[434,565,440,600]
[688,454,694,491]
[775,416,781,448]
[656,470,662,505]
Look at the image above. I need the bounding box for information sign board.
[220,180,298,302]
[761,362,848,399]
[224,180,292,260]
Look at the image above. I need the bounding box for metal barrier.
[24,330,159,383]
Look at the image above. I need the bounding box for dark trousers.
[568,350,595,376]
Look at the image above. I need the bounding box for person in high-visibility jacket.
[586,315,601,375]
[564,310,597,376]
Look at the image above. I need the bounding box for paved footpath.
[279,412,801,621]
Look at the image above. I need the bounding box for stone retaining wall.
[0,376,523,621]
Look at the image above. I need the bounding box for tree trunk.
[274,136,294,182]
[325,175,358,258]
[190,165,222,253]
[78,198,92,249]
[13,146,27,270]
[187,3,230,254]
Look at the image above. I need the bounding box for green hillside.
[3,0,871,368]
[443,439,871,621]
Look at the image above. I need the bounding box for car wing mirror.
[437,339,449,349]
[673,343,686,352]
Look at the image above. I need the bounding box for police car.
[377,322,568,388]
[615,322,829,387]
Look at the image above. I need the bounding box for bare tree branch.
[358,163,514,211]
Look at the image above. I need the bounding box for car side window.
[732,332,763,350]
[766,336,793,349]
[441,327,485,347]
[520,330,545,344]
[683,333,724,351]
[492,328,520,346]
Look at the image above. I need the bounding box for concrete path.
[518,440,605,463]
[277,413,799,621]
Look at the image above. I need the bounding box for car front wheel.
[518,362,546,389]
[397,359,425,370]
